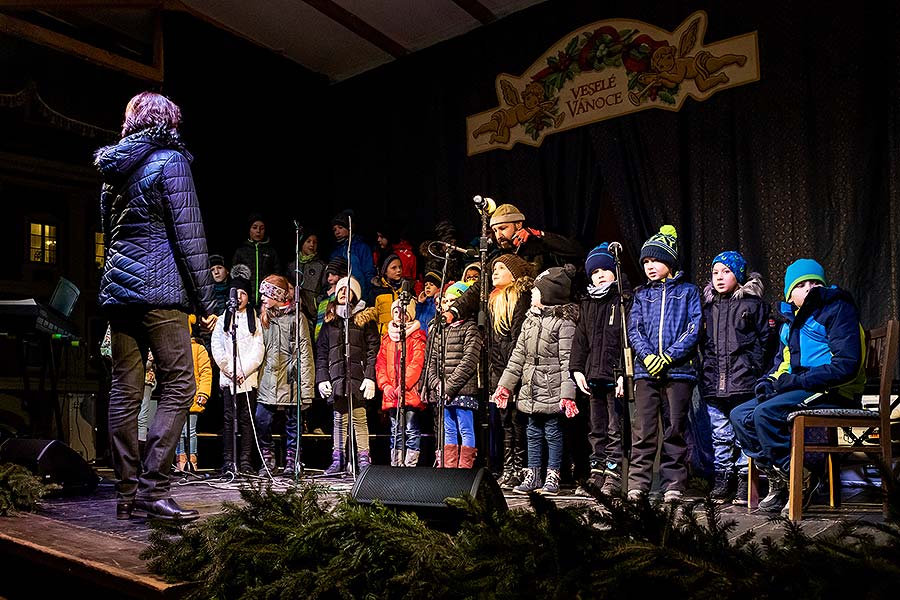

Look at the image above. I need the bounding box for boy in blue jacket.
[730,259,866,514]
[626,226,702,503]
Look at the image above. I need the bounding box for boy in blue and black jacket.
[730,259,866,514]
[626,226,702,503]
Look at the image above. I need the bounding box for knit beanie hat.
[463,262,482,279]
[534,265,575,306]
[493,253,533,280]
[209,254,225,268]
[640,225,679,269]
[444,281,470,299]
[380,253,402,278]
[783,258,826,300]
[335,276,362,302]
[711,250,748,284]
[331,209,354,229]
[490,203,526,227]
[248,213,265,228]
[585,242,616,275]
[230,276,252,298]
[424,270,443,287]
[324,256,349,278]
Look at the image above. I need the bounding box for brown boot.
[443,444,459,468]
[189,454,198,471]
[458,446,477,469]
[176,453,187,471]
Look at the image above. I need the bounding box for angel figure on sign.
[473,81,565,144]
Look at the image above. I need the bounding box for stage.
[0,467,886,600]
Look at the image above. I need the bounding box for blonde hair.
[260,274,291,329]
[489,283,521,335]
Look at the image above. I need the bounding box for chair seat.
[788,408,877,421]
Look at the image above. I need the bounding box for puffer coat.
[95,126,215,316]
[498,304,578,415]
[424,319,483,401]
[315,304,380,410]
[699,273,770,398]
[570,278,632,384]
[257,305,316,407]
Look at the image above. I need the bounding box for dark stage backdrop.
[317,0,900,329]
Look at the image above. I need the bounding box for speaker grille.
[352,466,504,510]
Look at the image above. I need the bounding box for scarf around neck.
[388,319,420,342]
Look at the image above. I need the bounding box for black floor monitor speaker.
[351,466,507,529]
[0,438,99,495]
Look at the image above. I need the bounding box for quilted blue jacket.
[628,272,702,381]
[95,127,216,316]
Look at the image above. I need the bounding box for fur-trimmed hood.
[703,272,764,306]
[532,302,579,322]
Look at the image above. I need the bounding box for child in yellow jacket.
[176,324,213,472]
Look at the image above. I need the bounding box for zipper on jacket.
[608,303,615,327]
[658,282,666,354]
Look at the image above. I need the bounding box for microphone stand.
[423,242,453,467]
[226,292,240,478]
[610,243,633,481]
[395,283,410,465]
[476,201,492,471]
[343,214,357,480]
[291,221,304,481]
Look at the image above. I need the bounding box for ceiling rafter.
[450,0,495,25]
[300,0,408,59]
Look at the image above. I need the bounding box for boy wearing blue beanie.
[730,258,866,515]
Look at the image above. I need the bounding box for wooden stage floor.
[0,468,886,600]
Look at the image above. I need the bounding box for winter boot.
[404,450,420,467]
[540,469,560,496]
[710,470,736,503]
[324,451,345,475]
[458,446,477,469]
[189,454,198,472]
[513,467,543,494]
[758,466,788,512]
[258,448,276,476]
[390,448,403,467]
[176,453,188,471]
[358,450,372,471]
[442,444,460,469]
[600,461,622,496]
[283,448,298,477]
[732,474,750,506]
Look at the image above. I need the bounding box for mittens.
[560,398,579,418]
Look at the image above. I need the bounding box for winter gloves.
[360,378,376,400]
[643,353,672,377]
[318,381,333,398]
[559,398,578,418]
[491,386,511,409]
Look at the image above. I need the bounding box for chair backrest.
[864,319,899,423]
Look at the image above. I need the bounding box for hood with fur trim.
[703,272,764,306]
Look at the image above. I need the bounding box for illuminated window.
[94,232,105,269]
[29,222,57,264]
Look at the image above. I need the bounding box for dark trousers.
[222,387,257,469]
[501,401,529,470]
[730,390,857,471]
[108,308,194,502]
[628,378,693,493]
[588,382,623,467]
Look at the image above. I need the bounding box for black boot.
[710,470,736,503]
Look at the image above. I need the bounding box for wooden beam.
[0,1,163,8]
[301,0,408,58]
[450,0,496,25]
[0,11,163,82]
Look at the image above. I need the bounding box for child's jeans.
[705,394,751,475]
[389,409,421,451]
[527,413,564,471]
[444,406,475,447]
[256,403,300,455]
[175,413,198,455]
[628,379,693,493]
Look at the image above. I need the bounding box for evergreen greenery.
[141,475,900,599]
[0,462,57,515]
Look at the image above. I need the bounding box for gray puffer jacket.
[95,126,215,316]
[499,303,578,415]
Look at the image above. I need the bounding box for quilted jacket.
[498,304,579,415]
[95,127,215,316]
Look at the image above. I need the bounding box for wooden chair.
[784,319,899,521]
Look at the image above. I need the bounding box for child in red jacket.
[376,299,427,466]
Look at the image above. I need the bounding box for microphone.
[608,241,623,256]
[435,240,478,257]
[399,278,412,306]
[228,286,238,308]
[473,195,497,214]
